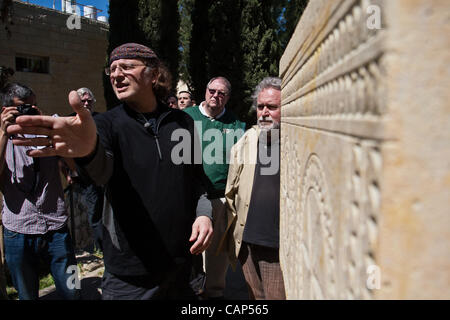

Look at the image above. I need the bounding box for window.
[15,55,49,74]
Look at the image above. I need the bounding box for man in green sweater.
[184,77,245,299]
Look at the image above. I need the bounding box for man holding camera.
[0,83,79,300]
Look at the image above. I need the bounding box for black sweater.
[77,103,211,281]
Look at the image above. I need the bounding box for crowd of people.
[0,42,285,300]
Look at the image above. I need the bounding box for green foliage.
[278,0,309,49]
[178,0,195,88]
[104,0,144,109]
[239,0,283,121]
[39,273,55,290]
[106,0,308,120]
[185,0,307,126]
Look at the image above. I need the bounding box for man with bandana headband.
[7,43,214,300]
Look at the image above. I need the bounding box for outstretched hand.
[189,216,213,255]
[6,91,97,158]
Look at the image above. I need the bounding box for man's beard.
[257,115,280,131]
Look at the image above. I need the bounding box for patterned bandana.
[109,43,158,65]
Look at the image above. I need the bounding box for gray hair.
[251,77,281,110]
[76,87,96,103]
[0,82,35,106]
[207,76,231,95]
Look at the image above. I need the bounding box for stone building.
[0,0,109,251]
[0,0,108,115]
[279,0,450,299]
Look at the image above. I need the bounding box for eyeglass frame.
[105,62,149,76]
[207,87,228,98]
[81,98,94,105]
[256,104,280,111]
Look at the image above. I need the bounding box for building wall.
[0,0,108,115]
[279,0,450,299]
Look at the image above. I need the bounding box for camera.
[15,104,39,118]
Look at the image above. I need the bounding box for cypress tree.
[105,0,307,118]
[189,0,245,117]
[138,0,180,92]
[207,0,244,116]
[188,0,211,102]
[240,0,284,122]
[179,0,195,91]
[104,0,146,109]
[186,0,305,126]
[279,0,309,50]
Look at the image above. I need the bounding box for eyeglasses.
[105,63,147,76]
[208,88,228,98]
[257,104,280,111]
[81,99,94,104]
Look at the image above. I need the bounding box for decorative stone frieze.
[280,0,449,299]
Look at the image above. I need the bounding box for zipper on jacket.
[152,109,171,161]
[154,135,162,160]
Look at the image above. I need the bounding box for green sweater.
[184,105,246,197]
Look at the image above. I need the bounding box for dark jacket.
[76,103,211,281]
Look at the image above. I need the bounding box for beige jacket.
[218,126,260,269]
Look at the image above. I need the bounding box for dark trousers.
[101,262,198,300]
[3,226,80,300]
[238,242,286,300]
[75,183,103,251]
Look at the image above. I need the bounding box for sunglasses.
[208,88,228,98]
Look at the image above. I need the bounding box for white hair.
[76,87,96,103]
[251,77,281,110]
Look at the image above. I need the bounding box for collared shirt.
[199,102,226,120]
[0,138,67,234]
[184,104,246,197]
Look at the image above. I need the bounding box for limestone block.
[280,0,449,299]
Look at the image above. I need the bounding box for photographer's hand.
[6,91,97,158]
[0,106,19,135]
[0,107,20,175]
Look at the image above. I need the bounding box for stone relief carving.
[280,0,385,299]
[300,154,336,299]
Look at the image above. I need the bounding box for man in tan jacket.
[220,77,285,300]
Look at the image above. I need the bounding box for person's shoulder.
[241,126,257,140]
[165,107,196,128]
[237,125,257,143]
[183,105,200,117]
[224,109,246,128]
[171,107,192,120]
[96,104,124,119]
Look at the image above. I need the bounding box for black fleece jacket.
[77,102,211,281]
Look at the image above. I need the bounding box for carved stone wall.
[279,0,450,299]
